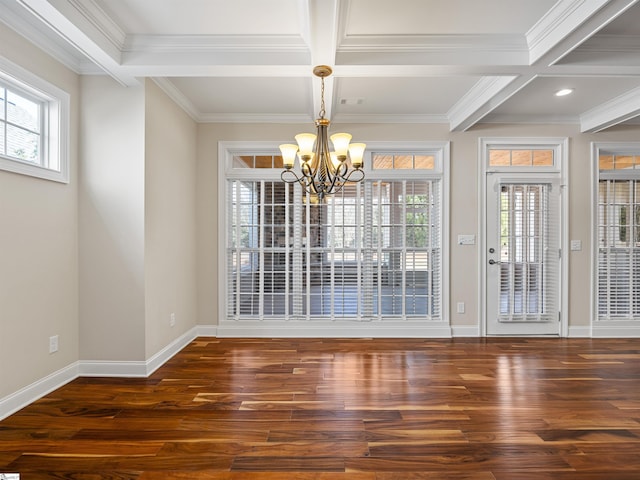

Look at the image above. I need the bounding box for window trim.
[0,56,70,183]
[592,142,640,336]
[217,140,450,336]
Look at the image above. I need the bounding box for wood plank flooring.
[1,337,639,479]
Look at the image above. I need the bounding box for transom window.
[489,149,553,167]
[599,154,640,170]
[373,154,435,170]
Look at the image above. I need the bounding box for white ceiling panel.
[169,76,310,116]
[95,0,302,35]
[344,0,558,35]
[333,76,480,116]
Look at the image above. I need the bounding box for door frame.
[478,137,569,337]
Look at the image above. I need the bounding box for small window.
[233,155,284,169]
[599,154,640,171]
[489,149,553,167]
[0,57,69,183]
[373,154,435,170]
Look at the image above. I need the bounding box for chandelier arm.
[333,161,349,181]
[281,169,306,185]
[341,168,365,184]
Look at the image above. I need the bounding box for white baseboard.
[0,362,79,421]
[217,321,452,338]
[80,326,204,377]
[0,325,217,421]
[196,324,218,337]
[451,325,480,337]
[592,324,640,338]
[567,325,591,337]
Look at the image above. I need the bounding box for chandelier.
[280,65,365,201]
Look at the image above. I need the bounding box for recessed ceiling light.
[555,88,574,97]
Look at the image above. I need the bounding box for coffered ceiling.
[2,0,640,131]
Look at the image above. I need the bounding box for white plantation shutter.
[598,179,640,319]
[226,177,442,322]
[497,183,559,322]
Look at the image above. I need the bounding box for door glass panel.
[498,184,549,320]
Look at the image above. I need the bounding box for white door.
[485,174,561,335]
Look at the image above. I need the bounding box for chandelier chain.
[319,76,326,119]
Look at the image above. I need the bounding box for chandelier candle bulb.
[295,133,316,158]
[330,132,352,158]
[349,143,366,169]
[279,144,298,169]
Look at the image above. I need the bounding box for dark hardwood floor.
[1,337,639,479]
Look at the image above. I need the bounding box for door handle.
[489,259,499,265]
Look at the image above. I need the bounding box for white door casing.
[480,138,568,337]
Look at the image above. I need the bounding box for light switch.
[457,234,476,245]
[570,240,582,251]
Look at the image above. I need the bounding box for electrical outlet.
[457,302,465,314]
[49,335,59,353]
[170,313,176,327]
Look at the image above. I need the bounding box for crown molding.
[14,0,137,85]
[151,77,200,122]
[332,113,449,124]
[481,113,579,125]
[198,113,312,124]
[65,0,126,51]
[337,34,529,66]
[0,0,86,73]
[124,34,309,53]
[527,0,609,64]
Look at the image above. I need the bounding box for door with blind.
[485,174,561,335]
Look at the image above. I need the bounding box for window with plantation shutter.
[597,152,640,321]
[221,143,449,333]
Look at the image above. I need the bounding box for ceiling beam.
[15,0,138,86]
[301,0,339,120]
[526,0,637,65]
[581,86,640,131]
[448,76,523,131]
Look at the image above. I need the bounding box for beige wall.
[79,75,146,361]
[144,79,198,358]
[196,121,640,331]
[0,26,79,398]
